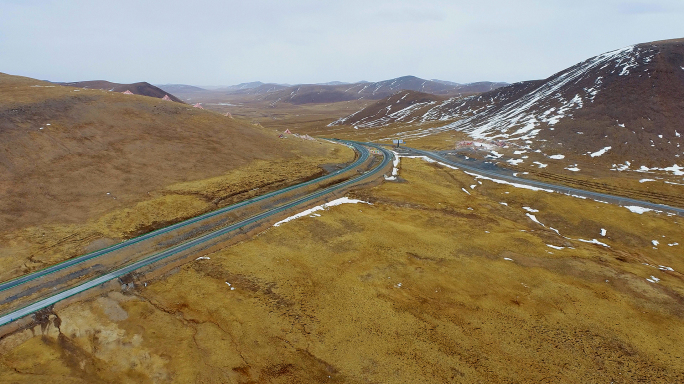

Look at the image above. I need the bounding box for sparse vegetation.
[0,72,354,281]
[1,34,684,384]
[1,159,682,382]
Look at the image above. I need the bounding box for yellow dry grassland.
[1,159,682,383]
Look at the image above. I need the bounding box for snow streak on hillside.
[396,45,656,140]
[335,44,663,143]
[331,99,439,127]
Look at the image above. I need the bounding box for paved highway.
[8,139,675,327]
[0,141,392,326]
[398,145,684,216]
[0,141,372,294]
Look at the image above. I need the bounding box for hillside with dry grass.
[0,72,354,280]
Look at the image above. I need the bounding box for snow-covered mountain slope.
[331,91,445,127]
[333,38,684,165]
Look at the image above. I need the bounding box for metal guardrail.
[0,140,393,326]
[0,142,371,294]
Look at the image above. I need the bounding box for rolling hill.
[0,72,347,231]
[60,80,184,103]
[333,38,684,167]
[0,72,352,278]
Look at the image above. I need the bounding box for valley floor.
[1,158,682,383]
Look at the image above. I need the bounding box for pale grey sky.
[0,0,682,86]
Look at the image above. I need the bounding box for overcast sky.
[1,0,682,86]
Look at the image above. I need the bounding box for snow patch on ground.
[462,171,555,193]
[578,238,610,247]
[590,146,612,157]
[549,154,565,160]
[624,206,655,214]
[391,153,400,174]
[273,197,371,226]
[384,151,401,180]
[614,163,684,176]
[526,213,545,227]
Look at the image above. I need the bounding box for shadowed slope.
[60,80,184,103]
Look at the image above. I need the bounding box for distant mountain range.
[59,81,184,103]
[157,76,508,105]
[154,84,206,93]
[331,38,684,166]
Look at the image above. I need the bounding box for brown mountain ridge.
[333,38,684,167]
[59,80,184,103]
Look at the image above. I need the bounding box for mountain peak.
[331,38,684,166]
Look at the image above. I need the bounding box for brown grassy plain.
[2,158,682,383]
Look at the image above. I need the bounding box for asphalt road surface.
[5,140,678,327]
[396,145,684,216]
[0,142,372,295]
[0,141,392,327]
